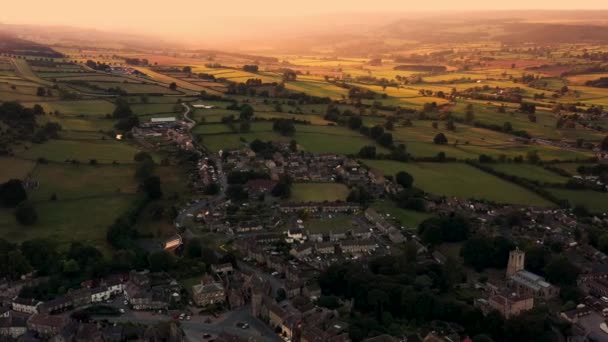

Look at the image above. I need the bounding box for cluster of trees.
[0,179,37,226]
[0,102,42,146]
[243,65,259,72]
[272,119,296,136]
[113,98,139,131]
[319,253,564,341]
[124,58,149,66]
[85,60,111,72]
[418,213,471,246]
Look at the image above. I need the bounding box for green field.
[29,163,137,202]
[489,163,570,183]
[200,122,385,154]
[305,216,355,234]
[371,200,432,229]
[549,189,608,213]
[0,157,36,182]
[14,140,143,163]
[362,160,554,206]
[290,183,350,203]
[0,195,138,249]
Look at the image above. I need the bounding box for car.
[271,271,279,276]
[236,322,249,329]
[123,300,128,305]
[186,315,191,320]
[119,308,125,314]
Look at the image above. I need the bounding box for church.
[506,248,560,300]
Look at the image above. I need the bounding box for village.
[2,110,608,342]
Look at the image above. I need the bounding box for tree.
[169,82,177,91]
[446,119,455,131]
[0,179,27,207]
[134,151,152,163]
[239,121,251,133]
[370,125,384,139]
[544,256,579,286]
[465,104,475,122]
[418,214,471,246]
[143,176,162,200]
[272,119,295,136]
[601,136,608,151]
[433,133,448,145]
[135,158,155,180]
[112,98,133,119]
[395,171,414,189]
[526,150,540,164]
[15,202,37,226]
[239,105,254,121]
[377,133,393,147]
[358,146,376,159]
[348,116,363,130]
[185,238,203,259]
[148,251,175,272]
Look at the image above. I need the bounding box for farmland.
[362,160,554,206]
[1,31,608,251]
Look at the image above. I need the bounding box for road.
[237,261,284,297]
[100,306,282,342]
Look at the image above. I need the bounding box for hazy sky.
[2,0,608,43]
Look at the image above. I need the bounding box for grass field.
[0,157,36,182]
[29,163,137,202]
[15,140,142,163]
[305,216,355,234]
[36,100,116,116]
[0,194,138,249]
[488,163,570,183]
[548,189,608,213]
[200,122,385,154]
[362,160,554,206]
[371,200,432,229]
[290,183,350,203]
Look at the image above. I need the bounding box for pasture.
[0,157,36,182]
[14,139,142,163]
[0,194,138,248]
[488,163,570,183]
[548,189,608,213]
[371,200,432,229]
[362,160,554,206]
[29,163,137,202]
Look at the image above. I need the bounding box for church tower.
[506,248,525,278]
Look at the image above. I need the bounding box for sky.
[2,0,608,43]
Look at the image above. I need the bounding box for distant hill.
[498,23,608,44]
[0,33,63,58]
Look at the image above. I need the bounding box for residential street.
[99,306,282,342]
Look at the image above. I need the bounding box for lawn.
[371,200,432,229]
[15,139,143,163]
[290,183,350,203]
[29,163,137,202]
[488,163,570,184]
[362,160,554,206]
[0,157,37,182]
[548,189,608,214]
[305,216,355,234]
